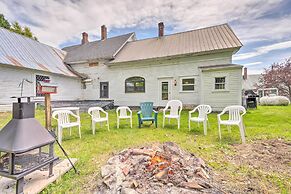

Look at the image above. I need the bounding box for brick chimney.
[81,32,89,44]
[101,25,107,40]
[158,22,164,37]
[243,67,248,80]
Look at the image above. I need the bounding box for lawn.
[0,106,290,193]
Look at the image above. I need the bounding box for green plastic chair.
[137,102,158,128]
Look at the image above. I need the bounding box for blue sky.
[1,0,291,74]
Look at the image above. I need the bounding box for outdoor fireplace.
[0,97,58,194]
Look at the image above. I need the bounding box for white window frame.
[214,76,226,90]
[212,73,229,92]
[180,76,195,92]
[34,73,51,98]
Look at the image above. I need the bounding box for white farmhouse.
[0,23,243,111]
[64,23,243,110]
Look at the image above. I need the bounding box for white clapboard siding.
[0,65,82,105]
[72,51,237,108]
[200,68,242,111]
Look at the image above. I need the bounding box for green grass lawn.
[0,106,290,193]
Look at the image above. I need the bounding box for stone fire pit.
[96,142,227,194]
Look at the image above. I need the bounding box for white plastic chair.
[163,100,183,129]
[189,105,212,135]
[217,105,246,143]
[116,106,132,128]
[88,107,109,134]
[52,110,81,145]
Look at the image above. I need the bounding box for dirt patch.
[228,139,291,175]
[214,138,291,193]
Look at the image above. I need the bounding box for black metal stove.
[0,97,58,194]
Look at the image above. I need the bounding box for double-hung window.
[181,77,195,91]
[214,77,226,90]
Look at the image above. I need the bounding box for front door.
[159,79,172,104]
[100,82,109,98]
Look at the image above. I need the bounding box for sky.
[1,0,291,74]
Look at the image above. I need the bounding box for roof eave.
[0,62,79,78]
[108,47,241,66]
[199,64,243,71]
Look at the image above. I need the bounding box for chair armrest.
[137,111,141,115]
[189,106,198,116]
[241,107,247,116]
[162,108,168,115]
[88,108,93,117]
[101,110,109,118]
[69,111,79,119]
[217,110,226,122]
[153,110,158,114]
[52,111,58,120]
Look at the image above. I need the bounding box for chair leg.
[239,123,246,144]
[227,125,231,133]
[58,127,62,145]
[218,123,221,140]
[162,116,165,128]
[78,124,81,139]
[188,119,191,131]
[178,118,180,129]
[69,127,72,136]
[92,121,95,135]
[203,120,207,135]
[107,120,110,131]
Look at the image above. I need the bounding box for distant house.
[0,23,244,111]
[242,70,278,98]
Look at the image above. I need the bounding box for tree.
[0,14,38,40]
[257,58,291,99]
[0,14,10,29]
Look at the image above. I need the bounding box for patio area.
[0,106,290,193]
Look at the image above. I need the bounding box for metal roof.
[0,27,76,77]
[243,74,261,90]
[111,24,242,64]
[62,33,135,63]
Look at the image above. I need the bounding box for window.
[36,74,50,97]
[215,77,226,90]
[125,77,145,93]
[181,77,195,91]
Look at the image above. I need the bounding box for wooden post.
[45,93,52,130]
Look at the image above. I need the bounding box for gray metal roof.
[111,24,242,64]
[0,27,76,77]
[243,74,261,90]
[63,33,135,63]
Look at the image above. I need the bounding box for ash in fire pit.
[96,142,227,194]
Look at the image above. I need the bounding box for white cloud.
[243,62,263,66]
[234,40,291,60]
[1,0,288,47]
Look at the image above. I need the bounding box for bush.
[260,96,290,106]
